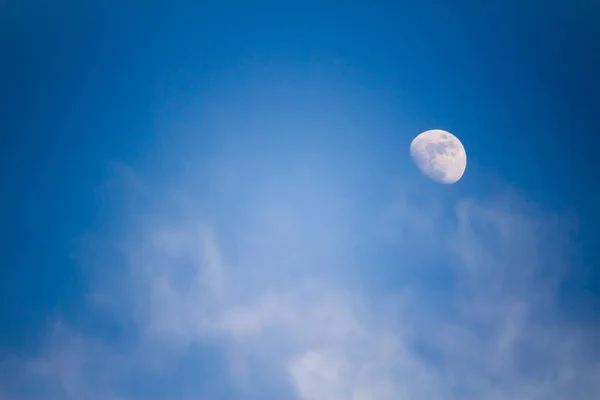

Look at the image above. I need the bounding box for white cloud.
[2,161,598,400]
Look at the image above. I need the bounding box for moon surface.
[410,129,467,184]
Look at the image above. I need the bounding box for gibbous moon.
[410,129,467,184]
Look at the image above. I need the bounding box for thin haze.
[2,1,599,400]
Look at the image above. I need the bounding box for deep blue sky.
[2,1,600,399]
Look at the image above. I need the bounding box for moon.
[410,129,467,184]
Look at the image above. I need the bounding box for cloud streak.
[3,159,597,400]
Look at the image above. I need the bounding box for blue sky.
[2,1,599,399]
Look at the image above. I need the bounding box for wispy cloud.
[2,158,598,400]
